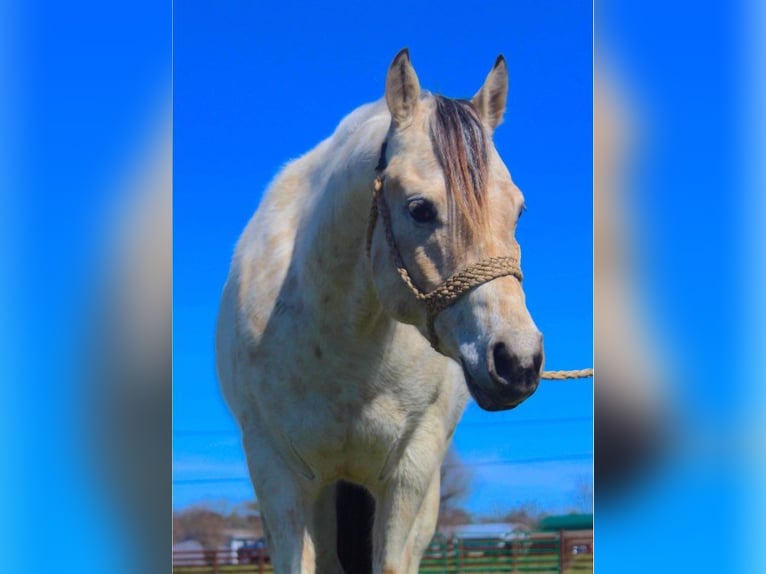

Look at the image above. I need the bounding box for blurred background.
[594,1,765,572]
[1,1,171,572]
[2,0,764,573]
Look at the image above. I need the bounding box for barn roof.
[537,513,593,532]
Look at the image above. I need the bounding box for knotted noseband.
[365,142,524,350]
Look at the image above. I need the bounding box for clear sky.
[173,0,593,515]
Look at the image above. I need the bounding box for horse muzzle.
[460,335,543,411]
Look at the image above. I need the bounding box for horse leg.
[406,470,441,570]
[371,460,441,574]
[242,431,318,574]
[311,484,344,574]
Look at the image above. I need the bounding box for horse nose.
[489,338,543,388]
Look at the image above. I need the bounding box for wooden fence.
[172,532,593,574]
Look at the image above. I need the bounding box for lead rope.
[365,142,593,381]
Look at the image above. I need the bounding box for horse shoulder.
[217,158,321,415]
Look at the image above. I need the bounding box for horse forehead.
[389,124,436,162]
[387,157,444,195]
[387,146,523,208]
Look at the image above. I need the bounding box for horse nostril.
[490,341,542,386]
[491,342,518,384]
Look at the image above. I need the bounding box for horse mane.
[428,95,490,246]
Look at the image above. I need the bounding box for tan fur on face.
[382,104,525,292]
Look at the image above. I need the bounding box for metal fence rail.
[421,535,564,573]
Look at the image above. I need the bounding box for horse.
[216,49,544,574]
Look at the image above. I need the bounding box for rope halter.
[365,142,524,350]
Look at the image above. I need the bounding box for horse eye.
[407,198,437,223]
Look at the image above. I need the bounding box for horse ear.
[472,55,509,132]
[385,48,421,128]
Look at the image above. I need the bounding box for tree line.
[174,448,592,549]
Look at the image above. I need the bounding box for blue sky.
[174,0,593,515]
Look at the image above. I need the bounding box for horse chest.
[234,269,458,483]
[256,345,445,482]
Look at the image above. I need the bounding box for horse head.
[368,49,543,411]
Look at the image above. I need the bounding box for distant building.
[221,528,264,565]
[441,522,530,541]
[537,513,592,533]
[532,513,593,569]
[173,527,265,567]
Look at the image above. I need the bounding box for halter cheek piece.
[365,141,524,350]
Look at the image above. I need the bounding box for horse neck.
[295,109,391,338]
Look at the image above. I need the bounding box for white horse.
[216,49,543,574]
